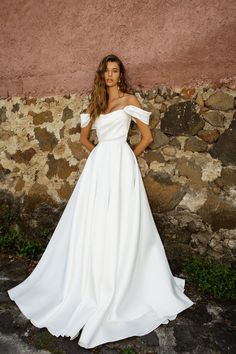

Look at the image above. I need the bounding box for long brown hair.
[87,54,133,124]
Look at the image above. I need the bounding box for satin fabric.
[8,105,194,348]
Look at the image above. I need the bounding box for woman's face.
[104,61,120,87]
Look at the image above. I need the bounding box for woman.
[8,54,194,349]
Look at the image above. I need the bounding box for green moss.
[182,255,236,300]
[32,330,58,352]
[121,349,137,354]
[0,228,45,259]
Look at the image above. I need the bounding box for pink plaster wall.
[0,0,235,98]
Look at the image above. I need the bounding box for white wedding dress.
[8,104,194,349]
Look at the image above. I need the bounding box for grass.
[0,228,45,259]
[182,255,236,300]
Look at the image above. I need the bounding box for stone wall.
[0,86,236,265]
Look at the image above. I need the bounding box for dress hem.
[8,282,195,349]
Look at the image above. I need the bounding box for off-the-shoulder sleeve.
[123,105,152,125]
[80,113,96,129]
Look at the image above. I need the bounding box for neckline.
[100,107,126,116]
[100,104,140,116]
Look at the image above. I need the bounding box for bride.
[8,54,194,349]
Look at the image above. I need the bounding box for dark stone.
[215,168,236,188]
[0,311,17,334]
[22,184,62,237]
[161,101,205,136]
[179,303,212,325]
[184,136,208,152]
[143,150,165,164]
[69,125,80,135]
[0,106,7,123]
[205,91,234,111]
[59,126,65,138]
[44,97,56,104]
[57,182,74,200]
[149,108,160,129]
[34,127,58,152]
[222,304,236,324]
[169,137,181,149]
[68,139,87,160]
[24,98,37,105]
[212,323,236,353]
[202,111,225,127]
[140,331,159,346]
[144,174,186,213]
[198,192,236,231]
[10,148,36,164]
[62,106,73,122]
[33,110,53,125]
[174,325,201,352]
[11,103,20,113]
[210,112,236,166]
[176,157,204,187]
[197,129,220,143]
[149,129,169,149]
[47,154,78,179]
[0,164,11,180]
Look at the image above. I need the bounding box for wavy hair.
[87,54,133,124]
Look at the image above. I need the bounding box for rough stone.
[169,137,182,149]
[184,136,208,152]
[10,148,36,164]
[44,97,56,104]
[162,146,176,156]
[176,157,203,186]
[11,103,20,112]
[34,127,58,152]
[149,129,169,149]
[0,332,50,354]
[15,177,25,192]
[56,182,74,200]
[137,157,149,176]
[149,107,160,129]
[181,87,196,99]
[198,192,236,231]
[0,129,14,140]
[154,94,164,103]
[179,189,208,212]
[24,98,37,105]
[205,91,235,111]
[69,125,80,135]
[0,106,7,123]
[0,164,11,180]
[33,111,53,125]
[67,139,87,160]
[196,92,204,106]
[215,168,236,188]
[143,150,165,164]
[197,129,220,143]
[201,160,222,182]
[210,112,236,165]
[144,175,185,213]
[62,106,73,122]
[201,110,225,127]
[46,154,78,179]
[161,101,205,136]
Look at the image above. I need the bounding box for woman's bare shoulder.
[126,94,142,108]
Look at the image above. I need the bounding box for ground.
[0,253,235,354]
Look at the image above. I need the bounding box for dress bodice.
[80,105,152,143]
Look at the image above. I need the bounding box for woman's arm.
[128,95,153,157]
[80,121,96,152]
[132,115,153,157]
